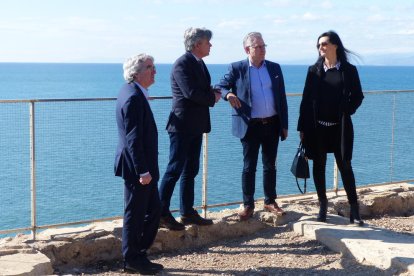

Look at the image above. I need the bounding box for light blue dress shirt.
[249,61,277,118]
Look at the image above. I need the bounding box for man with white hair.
[114,53,163,274]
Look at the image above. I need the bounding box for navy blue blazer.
[216,59,288,140]
[166,51,216,134]
[114,82,159,181]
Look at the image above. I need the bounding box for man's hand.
[139,173,152,185]
[226,92,241,109]
[214,90,221,103]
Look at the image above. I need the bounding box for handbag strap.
[299,142,306,154]
[295,177,307,194]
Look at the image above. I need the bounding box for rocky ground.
[58,214,414,276]
[3,184,409,276]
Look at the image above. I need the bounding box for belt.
[250,115,278,125]
[318,120,338,127]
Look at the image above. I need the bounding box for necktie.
[198,60,206,77]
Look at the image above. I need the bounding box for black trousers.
[122,178,161,264]
[240,117,280,208]
[312,124,358,204]
[159,132,202,216]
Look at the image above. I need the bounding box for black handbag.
[290,142,310,194]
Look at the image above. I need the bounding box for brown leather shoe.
[238,206,254,221]
[264,203,286,216]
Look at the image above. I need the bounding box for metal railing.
[331,90,414,194]
[1,90,413,240]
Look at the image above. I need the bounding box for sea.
[0,62,413,233]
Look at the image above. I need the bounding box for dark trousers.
[159,132,202,216]
[122,178,161,264]
[240,119,280,208]
[312,125,358,204]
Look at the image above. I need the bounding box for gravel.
[57,215,414,276]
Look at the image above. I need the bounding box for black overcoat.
[297,61,364,161]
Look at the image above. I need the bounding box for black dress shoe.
[181,211,213,226]
[159,213,185,231]
[350,203,364,226]
[124,261,162,275]
[316,199,328,222]
[142,258,164,270]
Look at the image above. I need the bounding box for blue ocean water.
[0,63,413,232]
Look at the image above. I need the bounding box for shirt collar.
[192,53,202,62]
[248,59,266,69]
[134,81,149,99]
[323,61,341,72]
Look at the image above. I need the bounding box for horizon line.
[1,61,413,67]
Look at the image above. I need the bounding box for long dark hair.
[316,30,359,64]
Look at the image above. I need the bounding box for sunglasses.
[317,42,330,48]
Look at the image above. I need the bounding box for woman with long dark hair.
[297,31,364,226]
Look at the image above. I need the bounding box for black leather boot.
[350,203,364,226]
[317,199,327,222]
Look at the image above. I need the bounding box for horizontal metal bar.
[363,89,414,95]
[34,216,124,231]
[1,90,414,103]
[0,216,123,235]
[0,98,115,103]
[287,89,414,97]
[0,227,34,235]
[0,96,173,103]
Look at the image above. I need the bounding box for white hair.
[123,53,154,82]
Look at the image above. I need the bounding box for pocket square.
[275,75,279,79]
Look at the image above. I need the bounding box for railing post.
[333,161,338,195]
[202,133,208,218]
[29,101,37,240]
[390,94,396,182]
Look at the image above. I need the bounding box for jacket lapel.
[187,52,210,84]
[132,83,156,123]
[242,59,251,105]
[132,83,146,100]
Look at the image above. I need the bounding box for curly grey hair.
[243,32,263,48]
[184,27,213,52]
[123,53,154,82]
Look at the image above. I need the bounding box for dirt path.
[59,216,413,275]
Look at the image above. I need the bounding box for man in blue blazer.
[216,32,289,221]
[159,27,221,230]
[114,54,163,274]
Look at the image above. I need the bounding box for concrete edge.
[291,214,414,274]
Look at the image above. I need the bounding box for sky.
[1,0,414,65]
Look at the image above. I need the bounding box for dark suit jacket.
[216,59,288,139]
[166,51,216,134]
[297,61,364,160]
[114,82,159,181]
